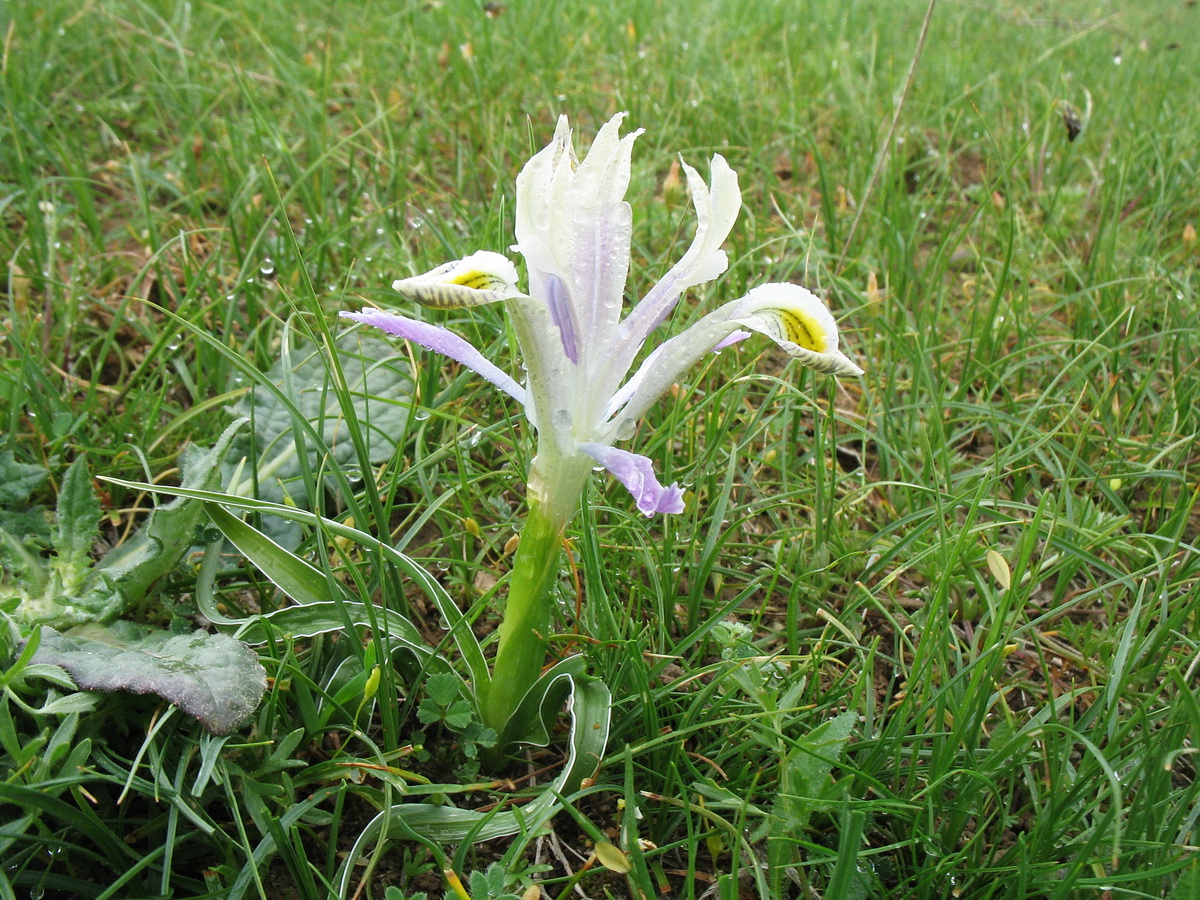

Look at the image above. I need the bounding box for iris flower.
[344,114,860,741]
[343,112,861,530]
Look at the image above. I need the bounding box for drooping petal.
[391,250,522,309]
[607,282,861,429]
[732,283,864,376]
[340,309,527,405]
[578,442,686,516]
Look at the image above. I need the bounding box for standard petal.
[392,250,522,309]
[578,442,685,516]
[617,154,742,350]
[514,113,641,373]
[340,309,527,405]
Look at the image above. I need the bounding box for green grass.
[3,0,1199,897]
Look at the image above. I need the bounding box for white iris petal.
[344,113,861,520]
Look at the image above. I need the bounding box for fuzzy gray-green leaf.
[0,450,49,507]
[31,624,266,735]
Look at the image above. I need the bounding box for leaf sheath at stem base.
[481,500,565,746]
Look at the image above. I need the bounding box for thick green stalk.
[482,499,565,742]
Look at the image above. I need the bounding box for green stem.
[482,499,565,744]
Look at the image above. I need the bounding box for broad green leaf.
[226,332,413,548]
[782,709,856,808]
[53,457,101,592]
[30,623,266,735]
[0,450,49,507]
[96,418,246,608]
[229,333,412,479]
[0,451,51,559]
[425,672,462,708]
[767,709,856,873]
[12,419,246,628]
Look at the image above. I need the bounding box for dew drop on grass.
[414,409,430,421]
[259,258,276,279]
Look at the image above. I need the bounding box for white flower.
[343,114,861,524]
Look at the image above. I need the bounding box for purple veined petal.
[341,309,527,405]
[578,442,686,516]
[514,113,640,376]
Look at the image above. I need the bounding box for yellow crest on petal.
[392,250,522,309]
[774,307,833,354]
[735,283,863,377]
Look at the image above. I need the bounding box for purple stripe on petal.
[578,442,685,516]
[341,309,527,405]
[712,329,752,351]
[545,273,579,364]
